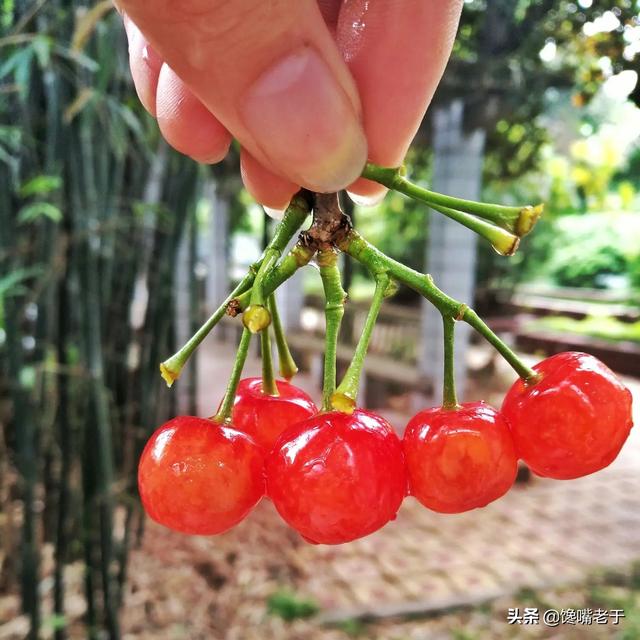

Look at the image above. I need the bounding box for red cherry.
[266,409,407,544]
[231,377,317,451]
[403,402,518,513]
[502,352,633,480]
[138,416,265,535]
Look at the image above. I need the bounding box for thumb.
[118,0,367,192]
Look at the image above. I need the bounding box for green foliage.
[530,315,640,343]
[43,614,67,632]
[19,174,62,198]
[452,631,481,640]
[266,589,319,621]
[547,215,638,288]
[520,213,640,289]
[587,568,640,640]
[484,116,549,183]
[17,202,62,224]
[549,235,627,288]
[0,4,204,638]
[337,618,368,637]
[630,252,640,290]
[445,1,640,185]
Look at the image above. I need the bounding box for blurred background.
[1,1,640,638]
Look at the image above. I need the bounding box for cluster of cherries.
[138,352,633,545]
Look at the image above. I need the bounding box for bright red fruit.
[502,351,633,480]
[231,377,317,451]
[266,409,407,544]
[403,402,517,513]
[138,416,265,535]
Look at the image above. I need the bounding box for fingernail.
[241,47,367,192]
[263,206,287,221]
[347,188,388,207]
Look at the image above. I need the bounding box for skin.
[502,352,634,480]
[403,401,518,514]
[138,416,265,535]
[265,409,408,544]
[230,377,318,451]
[117,0,463,207]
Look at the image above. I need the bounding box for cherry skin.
[138,416,265,535]
[231,377,317,451]
[403,401,518,513]
[502,351,633,480]
[266,409,407,545]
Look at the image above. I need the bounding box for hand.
[118,0,462,208]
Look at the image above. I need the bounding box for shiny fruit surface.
[403,401,517,513]
[502,352,633,479]
[138,416,265,535]
[231,377,317,450]
[266,409,407,544]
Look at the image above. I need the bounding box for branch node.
[455,304,469,321]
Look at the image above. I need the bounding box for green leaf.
[0,125,21,150]
[19,175,62,198]
[32,35,52,69]
[44,614,67,631]
[0,267,42,299]
[52,44,99,72]
[0,46,33,101]
[0,142,18,170]
[17,202,63,224]
[266,590,319,621]
[1,0,14,29]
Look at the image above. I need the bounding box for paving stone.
[330,557,384,583]
[400,573,460,601]
[444,568,505,595]
[349,580,407,607]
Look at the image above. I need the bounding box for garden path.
[185,337,640,622]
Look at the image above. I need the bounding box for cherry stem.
[340,230,538,384]
[260,325,279,396]
[233,242,315,312]
[160,193,311,386]
[428,201,520,257]
[268,294,298,380]
[159,273,254,387]
[213,327,252,424]
[442,315,460,410]
[361,162,543,238]
[242,195,311,333]
[332,271,389,413]
[318,249,346,412]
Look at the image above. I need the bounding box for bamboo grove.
[0,3,213,637]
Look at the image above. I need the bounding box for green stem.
[462,307,541,383]
[318,250,346,411]
[260,326,279,396]
[213,328,252,423]
[160,273,254,387]
[332,271,389,413]
[428,201,520,256]
[242,249,279,333]
[268,294,298,380]
[442,315,459,410]
[160,192,310,385]
[243,194,311,333]
[361,162,543,237]
[233,242,315,312]
[340,230,538,383]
